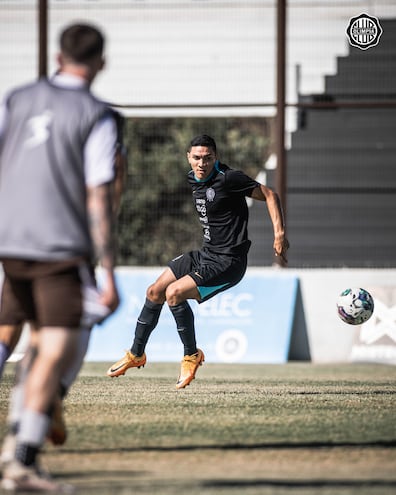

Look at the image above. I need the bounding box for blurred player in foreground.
[0,23,119,492]
[108,134,289,389]
[0,109,125,381]
[0,109,126,451]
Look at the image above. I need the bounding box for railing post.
[274,0,287,266]
[38,0,48,78]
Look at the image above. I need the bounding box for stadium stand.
[248,18,396,268]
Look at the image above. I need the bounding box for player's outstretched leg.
[176,349,205,389]
[107,351,146,377]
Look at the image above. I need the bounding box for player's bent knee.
[165,284,184,306]
[146,284,166,304]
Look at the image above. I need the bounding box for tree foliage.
[117,117,272,266]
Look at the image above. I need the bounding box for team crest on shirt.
[206,187,215,202]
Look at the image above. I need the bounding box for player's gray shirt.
[0,77,112,261]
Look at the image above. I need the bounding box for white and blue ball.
[336,287,374,325]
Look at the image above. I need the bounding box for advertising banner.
[86,268,299,363]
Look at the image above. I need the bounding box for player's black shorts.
[168,247,248,303]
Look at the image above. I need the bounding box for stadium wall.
[6,268,395,365]
[83,267,396,365]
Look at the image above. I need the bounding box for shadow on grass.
[286,390,396,395]
[202,479,396,488]
[50,475,396,491]
[55,439,396,455]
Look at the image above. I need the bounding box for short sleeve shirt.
[188,161,260,255]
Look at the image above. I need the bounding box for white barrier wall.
[292,268,396,364]
[84,267,396,364]
[7,268,396,365]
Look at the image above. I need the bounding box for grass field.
[1,361,396,494]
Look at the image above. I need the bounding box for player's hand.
[274,236,289,264]
[100,286,119,313]
[99,270,120,313]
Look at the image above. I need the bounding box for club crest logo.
[346,13,382,50]
[206,187,215,202]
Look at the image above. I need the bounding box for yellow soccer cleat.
[176,349,205,389]
[106,351,146,377]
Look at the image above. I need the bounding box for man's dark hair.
[189,134,217,153]
[60,23,105,63]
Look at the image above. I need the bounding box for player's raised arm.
[251,184,289,263]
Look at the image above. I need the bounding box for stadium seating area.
[249,18,396,268]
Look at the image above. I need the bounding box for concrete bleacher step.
[287,146,395,161]
[325,76,396,95]
[286,193,396,228]
[285,165,395,190]
[300,108,396,129]
[346,45,396,56]
[288,147,395,164]
[290,111,396,146]
[336,54,396,71]
[290,133,396,149]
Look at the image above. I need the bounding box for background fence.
[1,0,395,267]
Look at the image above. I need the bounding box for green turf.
[1,362,395,494]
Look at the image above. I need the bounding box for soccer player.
[0,108,126,453]
[107,134,289,389]
[0,108,126,383]
[0,23,119,492]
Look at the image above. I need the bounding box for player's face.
[187,146,217,180]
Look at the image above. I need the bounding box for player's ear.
[56,52,64,68]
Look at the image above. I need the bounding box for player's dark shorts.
[0,258,107,328]
[168,247,248,303]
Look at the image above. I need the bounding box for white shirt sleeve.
[0,102,9,142]
[84,114,117,187]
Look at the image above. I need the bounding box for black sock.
[131,298,163,356]
[10,422,19,436]
[169,301,197,356]
[15,443,39,467]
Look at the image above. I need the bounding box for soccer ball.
[336,287,374,325]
